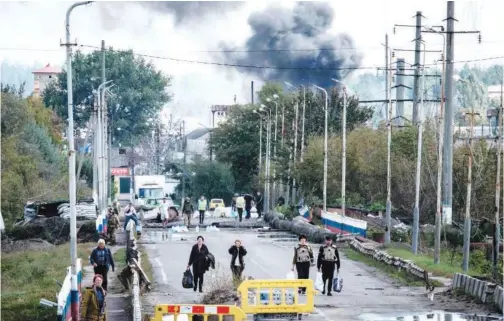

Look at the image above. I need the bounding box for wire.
[80,44,504,72]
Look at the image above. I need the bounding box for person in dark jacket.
[228,239,247,280]
[317,235,341,296]
[81,274,107,321]
[182,197,194,227]
[291,234,314,295]
[255,192,263,218]
[244,194,253,219]
[90,239,115,291]
[187,235,209,292]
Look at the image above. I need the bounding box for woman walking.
[229,239,247,281]
[81,274,107,321]
[187,235,209,293]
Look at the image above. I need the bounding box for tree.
[209,104,260,191]
[1,85,92,226]
[174,159,235,205]
[42,48,172,144]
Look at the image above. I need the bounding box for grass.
[1,242,94,321]
[383,247,475,279]
[138,245,154,284]
[113,247,128,270]
[343,248,443,287]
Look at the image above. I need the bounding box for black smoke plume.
[219,2,362,88]
[140,1,244,26]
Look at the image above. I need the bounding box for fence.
[150,304,247,321]
[452,273,503,312]
[56,259,83,321]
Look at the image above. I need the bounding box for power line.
[81,44,503,72]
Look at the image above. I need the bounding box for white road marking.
[249,257,272,276]
[154,257,169,284]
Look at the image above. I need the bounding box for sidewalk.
[81,241,130,321]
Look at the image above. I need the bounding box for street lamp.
[258,104,272,214]
[252,109,264,171]
[266,95,279,204]
[64,2,93,320]
[284,82,300,205]
[312,85,328,215]
[331,78,349,217]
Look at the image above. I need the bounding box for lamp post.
[266,95,279,204]
[285,82,300,205]
[331,79,349,217]
[258,105,272,214]
[64,2,93,319]
[301,86,306,162]
[312,85,328,215]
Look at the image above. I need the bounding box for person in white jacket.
[235,195,245,222]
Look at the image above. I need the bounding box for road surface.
[138,224,460,321]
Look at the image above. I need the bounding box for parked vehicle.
[209,199,225,211]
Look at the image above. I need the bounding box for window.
[119,177,131,194]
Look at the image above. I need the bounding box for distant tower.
[32,64,62,97]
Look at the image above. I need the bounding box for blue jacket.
[90,247,115,270]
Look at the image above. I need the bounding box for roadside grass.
[343,248,443,287]
[138,245,154,284]
[383,247,475,279]
[113,247,128,270]
[1,242,94,321]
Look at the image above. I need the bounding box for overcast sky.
[1,1,503,131]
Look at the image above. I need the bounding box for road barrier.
[452,273,503,312]
[237,279,316,315]
[56,258,83,321]
[150,304,247,321]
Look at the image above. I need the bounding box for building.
[185,128,211,163]
[32,64,62,97]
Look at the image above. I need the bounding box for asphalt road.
[138,225,459,321]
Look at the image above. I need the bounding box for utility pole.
[292,99,299,205]
[493,72,503,279]
[396,59,407,127]
[412,42,426,255]
[181,121,186,203]
[462,110,479,273]
[384,33,392,245]
[412,11,423,125]
[92,99,98,207]
[436,1,481,226]
[62,3,93,320]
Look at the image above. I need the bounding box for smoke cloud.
[219,2,363,88]
[140,1,245,26]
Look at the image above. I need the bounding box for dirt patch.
[428,288,501,314]
[1,238,55,253]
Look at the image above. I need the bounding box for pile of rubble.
[3,216,99,247]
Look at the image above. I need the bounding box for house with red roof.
[32,63,62,97]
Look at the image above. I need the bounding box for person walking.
[317,235,341,296]
[107,210,120,245]
[291,234,314,295]
[235,194,245,222]
[198,195,208,225]
[182,197,194,227]
[90,239,115,291]
[81,274,107,321]
[255,192,263,218]
[244,194,253,219]
[112,201,121,216]
[229,239,247,281]
[187,235,209,293]
[159,198,170,229]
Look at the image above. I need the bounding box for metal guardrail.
[150,304,247,321]
[56,259,82,321]
[237,279,316,315]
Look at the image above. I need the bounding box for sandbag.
[182,269,194,289]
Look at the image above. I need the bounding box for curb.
[452,273,503,312]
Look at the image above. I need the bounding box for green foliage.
[0,87,71,226]
[42,48,172,144]
[174,159,236,205]
[296,124,501,224]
